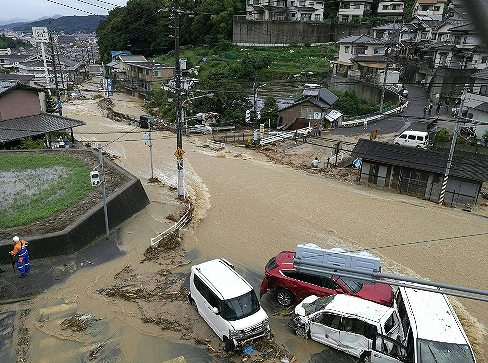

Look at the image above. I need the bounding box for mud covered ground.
[98,230,295,363]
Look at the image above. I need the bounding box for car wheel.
[189,296,197,311]
[276,289,294,307]
[361,352,371,363]
[223,336,235,352]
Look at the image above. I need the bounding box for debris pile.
[61,313,99,332]
[143,231,181,261]
[88,342,105,361]
[98,286,152,301]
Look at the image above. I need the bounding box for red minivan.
[260,251,393,307]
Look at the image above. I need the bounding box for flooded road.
[3,81,486,362]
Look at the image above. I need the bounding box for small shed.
[353,139,488,206]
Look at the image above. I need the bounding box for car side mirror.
[335,288,343,294]
[212,307,219,314]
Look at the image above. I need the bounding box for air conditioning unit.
[294,243,381,278]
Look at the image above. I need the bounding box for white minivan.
[189,259,270,351]
[394,131,429,148]
[370,286,477,363]
[293,294,404,359]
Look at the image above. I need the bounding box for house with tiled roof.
[277,86,338,130]
[333,35,392,81]
[0,82,83,145]
[353,139,488,206]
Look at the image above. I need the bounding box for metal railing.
[150,204,192,247]
[341,101,409,127]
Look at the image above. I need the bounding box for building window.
[433,5,440,11]
[481,56,487,64]
[308,1,314,5]
[291,12,296,17]
[480,85,488,96]
[290,0,295,5]
[153,70,160,77]
[315,14,321,20]
[344,46,350,53]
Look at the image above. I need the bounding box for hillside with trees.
[0,35,31,49]
[7,15,105,34]
[96,0,244,63]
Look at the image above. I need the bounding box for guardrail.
[150,204,192,247]
[259,127,312,145]
[341,101,409,128]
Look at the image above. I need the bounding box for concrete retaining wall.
[233,20,371,45]
[0,152,149,263]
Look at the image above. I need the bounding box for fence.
[150,204,192,247]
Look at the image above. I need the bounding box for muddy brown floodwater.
[5,80,486,363]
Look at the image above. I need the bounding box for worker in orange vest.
[9,236,30,277]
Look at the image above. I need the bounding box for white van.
[293,294,404,359]
[370,286,476,363]
[189,259,270,351]
[394,131,429,149]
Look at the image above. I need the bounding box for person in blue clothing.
[9,236,30,277]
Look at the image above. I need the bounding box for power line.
[351,232,488,252]
[90,0,119,7]
[70,0,113,11]
[44,0,101,15]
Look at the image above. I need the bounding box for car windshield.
[221,290,260,321]
[417,339,475,363]
[302,295,335,316]
[338,277,363,293]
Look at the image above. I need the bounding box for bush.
[483,130,488,147]
[435,128,450,142]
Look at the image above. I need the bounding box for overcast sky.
[0,0,128,21]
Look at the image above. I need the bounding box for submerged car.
[260,251,393,307]
[293,294,404,360]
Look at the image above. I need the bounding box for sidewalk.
[0,234,123,302]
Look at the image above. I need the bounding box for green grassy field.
[0,154,92,229]
[156,44,338,82]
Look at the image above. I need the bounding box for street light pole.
[98,145,110,238]
[438,86,467,205]
[174,6,185,198]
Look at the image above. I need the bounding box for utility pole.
[438,86,467,205]
[380,19,398,112]
[174,5,185,198]
[55,40,66,95]
[98,145,110,238]
[144,123,155,179]
[49,32,62,115]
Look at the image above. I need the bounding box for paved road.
[326,85,430,136]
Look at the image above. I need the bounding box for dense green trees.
[96,0,245,63]
[0,35,31,49]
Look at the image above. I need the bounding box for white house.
[412,0,447,18]
[333,34,388,77]
[246,0,324,21]
[377,1,404,18]
[338,0,373,23]
[464,68,488,138]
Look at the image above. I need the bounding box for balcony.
[338,7,365,16]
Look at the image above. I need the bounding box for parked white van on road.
[394,131,429,148]
[189,259,270,351]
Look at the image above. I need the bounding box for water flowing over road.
[8,83,485,362]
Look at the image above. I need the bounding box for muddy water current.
[11,86,487,363]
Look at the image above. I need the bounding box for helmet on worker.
[13,236,20,243]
